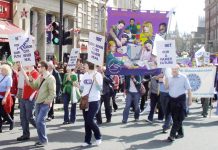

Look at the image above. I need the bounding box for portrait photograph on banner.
[105,8,169,75]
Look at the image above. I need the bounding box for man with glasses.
[21,61,56,147]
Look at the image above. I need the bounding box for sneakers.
[93,139,102,146]
[145,119,153,124]
[122,120,127,124]
[81,142,91,147]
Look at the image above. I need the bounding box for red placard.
[0,0,12,20]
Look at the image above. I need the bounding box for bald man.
[164,65,192,142]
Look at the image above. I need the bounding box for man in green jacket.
[21,61,56,147]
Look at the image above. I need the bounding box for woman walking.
[80,62,103,147]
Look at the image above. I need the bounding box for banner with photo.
[106,8,169,75]
[180,67,216,98]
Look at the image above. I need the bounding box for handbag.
[79,77,95,110]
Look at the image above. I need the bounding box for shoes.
[106,119,111,123]
[34,141,47,147]
[156,120,163,123]
[145,119,153,124]
[140,109,145,114]
[17,136,30,141]
[167,136,175,142]
[162,129,168,133]
[93,139,102,146]
[122,120,127,124]
[63,121,70,125]
[9,122,14,130]
[203,115,207,118]
[81,142,91,147]
[46,117,52,121]
[175,134,184,139]
[135,119,139,122]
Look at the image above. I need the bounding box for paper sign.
[156,40,177,68]
[67,48,80,69]
[87,32,105,66]
[8,33,23,62]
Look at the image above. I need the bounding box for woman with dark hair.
[80,61,103,147]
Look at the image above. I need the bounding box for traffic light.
[51,22,60,45]
[63,31,72,45]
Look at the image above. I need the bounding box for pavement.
[0,94,218,150]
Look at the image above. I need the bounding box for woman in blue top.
[0,64,13,133]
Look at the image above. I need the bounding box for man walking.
[21,61,56,147]
[17,65,39,141]
[164,65,192,142]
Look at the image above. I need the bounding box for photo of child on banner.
[106,8,169,75]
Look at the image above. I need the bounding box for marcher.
[80,62,103,147]
[122,75,141,123]
[17,64,39,141]
[21,61,56,147]
[164,65,192,142]
[47,62,62,121]
[0,64,13,133]
[96,67,113,124]
[62,69,80,124]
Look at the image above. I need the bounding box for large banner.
[87,32,105,66]
[106,8,169,75]
[180,67,216,98]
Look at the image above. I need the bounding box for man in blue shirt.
[164,65,192,142]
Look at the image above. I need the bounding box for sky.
[141,0,205,34]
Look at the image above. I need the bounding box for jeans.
[19,99,36,137]
[159,92,172,129]
[96,94,112,123]
[169,94,186,138]
[63,93,76,123]
[0,98,13,129]
[123,92,140,122]
[82,101,101,144]
[148,93,164,121]
[35,103,50,143]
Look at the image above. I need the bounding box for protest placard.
[67,48,80,69]
[8,33,23,62]
[87,32,105,66]
[204,52,210,65]
[156,40,177,68]
[18,35,35,66]
[180,67,216,98]
[9,34,35,66]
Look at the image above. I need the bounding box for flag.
[195,46,205,58]
[152,34,165,56]
[7,55,15,66]
[166,8,176,18]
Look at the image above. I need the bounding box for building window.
[91,6,96,30]
[81,2,88,28]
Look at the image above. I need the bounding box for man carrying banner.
[164,65,192,142]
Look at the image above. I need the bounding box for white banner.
[180,67,216,98]
[87,32,105,66]
[152,34,164,56]
[156,40,177,68]
[67,48,80,69]
[9,34,35,66]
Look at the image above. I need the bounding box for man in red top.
[112,75,119,111]
[16,64,39,141]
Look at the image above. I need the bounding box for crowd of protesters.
[0,58,218,147]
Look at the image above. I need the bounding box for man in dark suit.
[47,62,62,121]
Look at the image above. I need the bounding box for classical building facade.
[13,0,106,61]
[205,0,218,53]
[109,0,141,10]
